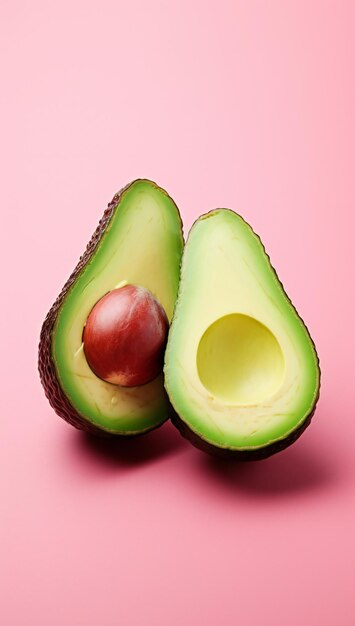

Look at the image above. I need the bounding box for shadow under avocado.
[197,423,336,497]
[70,409,336,499]
[74,419,187,468]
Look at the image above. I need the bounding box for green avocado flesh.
[164,210,320,452]
[53,180,183,434]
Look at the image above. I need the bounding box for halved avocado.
[164,209,320,459]
[39,180,184,436]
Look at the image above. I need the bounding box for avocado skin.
[169,400,319,460]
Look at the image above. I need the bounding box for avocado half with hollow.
[39,180,184,436]
[164,209,320,460]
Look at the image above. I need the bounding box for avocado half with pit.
[164,209,320,460]
[38,180,184,436]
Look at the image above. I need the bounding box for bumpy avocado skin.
[38,181,183,436]
[165,210,321,460]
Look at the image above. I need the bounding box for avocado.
[164,209,320,459]
[39,180,184,436]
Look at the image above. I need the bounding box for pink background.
[1,1,354,624]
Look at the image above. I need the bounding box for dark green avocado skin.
[170,397,319,461]
[38,189,124,435]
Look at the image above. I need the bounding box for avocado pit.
[83,284,169,387]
